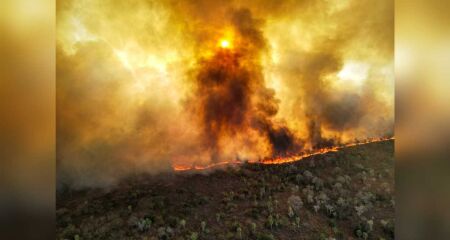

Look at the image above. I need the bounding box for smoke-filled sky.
[57,0,393,188]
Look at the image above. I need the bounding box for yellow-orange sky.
[57,0,393,188]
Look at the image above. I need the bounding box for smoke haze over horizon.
[57,0,394,188]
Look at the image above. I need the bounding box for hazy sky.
[57,0,393,188]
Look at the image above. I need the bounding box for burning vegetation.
[57,140,395,240]
[186,9,301,166]
[173,137,394,171]
[57,1,395,238]
[57,0,393,187]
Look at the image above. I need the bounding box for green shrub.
[266,215,274,229]
[236,227,242,239]
[201,221,206,232]
[250,222,257,234]
[189,232,198,240]
[216,213,222,222]
[179,219,186,228]
[136,218,152,232]
[257,233,275,240]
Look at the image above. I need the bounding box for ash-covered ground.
[57,140,394,240]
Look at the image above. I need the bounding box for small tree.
[288,206,295,218]
[236,227,242,239]
[189,232,198,240]
[267,215,274,229]
[201,221,206,232]
[179,219,186,229]
[295,217,300,228]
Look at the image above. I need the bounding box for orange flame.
[172,137,394,171]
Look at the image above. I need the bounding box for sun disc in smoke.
[219,39,231,49]
[337,61,369,86]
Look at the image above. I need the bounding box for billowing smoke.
[187,9,299,163]
[57,0,394,188]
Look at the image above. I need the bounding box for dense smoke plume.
[57,0,394,188]
[187,9,299,164]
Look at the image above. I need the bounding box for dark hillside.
[57,140,394,240]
